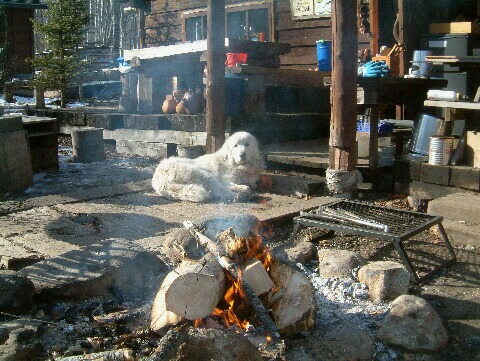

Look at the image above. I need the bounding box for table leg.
[369,105,379,169]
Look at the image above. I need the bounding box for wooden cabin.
[141,0,478,74]
[0,0,47,77]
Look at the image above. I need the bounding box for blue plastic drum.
[316,40,332,71]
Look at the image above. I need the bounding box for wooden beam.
[138,9,146,49]
[328,0,358,173]
[206,0,226,153]
[369,0,379,56]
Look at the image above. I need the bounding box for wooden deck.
[263,138,369,169]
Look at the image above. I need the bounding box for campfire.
[150,220,317,357]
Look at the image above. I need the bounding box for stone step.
[427,193,480,224]
[116,139,168,158]
[441,219,480,248]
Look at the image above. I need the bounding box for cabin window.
[182,2,273,42]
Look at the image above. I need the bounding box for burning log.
[151,254,225,331]
[241,259,274,296]
[183,221,282,342]
[54,349,134,361]
[267,262,316,336]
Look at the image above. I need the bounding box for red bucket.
[225,53,248,67]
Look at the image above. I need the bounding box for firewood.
[151,254,225,332]
[267,261,316,336]
[150,277,183,332]
[183,221,282,342]
[54,349,134,360]
[93,305,149,326]
[241,259,274,295]
[216,227,248,261]
[162,254,226,320]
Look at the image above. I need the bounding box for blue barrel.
[316,40,332,71]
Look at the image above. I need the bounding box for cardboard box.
[465,131,480,168]
[430,20,480,34]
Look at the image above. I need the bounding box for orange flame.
[195,231,275,330]
[212,271,250,329]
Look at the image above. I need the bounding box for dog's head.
[221,131,264,170]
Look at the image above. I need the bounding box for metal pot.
[409,113,447,155]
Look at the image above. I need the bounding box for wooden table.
[22,116,60,172]
[356,77,447,169]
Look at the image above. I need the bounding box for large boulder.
[378,295,448,352]
[273,241,317,267]
[0,270,35,314]
[317,249,366,278]
[20,239,169,302]
[358,261,410,303]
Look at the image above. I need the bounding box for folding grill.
[290,200,456,284]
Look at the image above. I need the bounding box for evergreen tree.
[30,0,89,107]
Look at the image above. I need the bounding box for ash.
[298,261,400,361]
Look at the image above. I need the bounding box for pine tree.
[30,0,89,107]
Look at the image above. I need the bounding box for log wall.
[145,0,371,70]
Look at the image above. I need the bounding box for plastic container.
[316,40,332,71]
[225,53,248,67]
[428,136,454,165]
[356,121,394,134]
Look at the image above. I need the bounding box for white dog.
[152,132,264,203]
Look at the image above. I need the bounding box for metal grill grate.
[316,200,437,238]
[290,200,457,284]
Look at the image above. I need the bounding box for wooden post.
[138,9,146,49]
[369,0,379,56]
[34,87,45,109]
[327,0,358,194]
[205,0,226,153]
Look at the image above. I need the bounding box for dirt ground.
[1,137,479,360]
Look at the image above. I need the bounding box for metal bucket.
[428,136,454,165]
[409,113,447,156]
[410,50,434,77]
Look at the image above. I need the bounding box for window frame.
[181,1,274,42]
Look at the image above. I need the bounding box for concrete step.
[428,193,480,224]
[441,219,480,248]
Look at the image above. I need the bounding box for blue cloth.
[362,60,389,77]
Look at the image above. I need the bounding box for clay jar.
[175,101,186,114]
[162,95,177,114]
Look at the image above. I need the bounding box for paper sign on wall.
[291,0,331,19]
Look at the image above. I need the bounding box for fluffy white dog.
[152,132,264,203]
